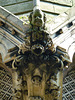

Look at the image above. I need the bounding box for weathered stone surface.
[40,2,70,14]
[0,6,10,19]
[65,5,75,18]
[46,5,75,34]
[0,0,73,20]
[0,6,30,33]
[4,1,70,15]
[41,2,54,13]
[0,44,7,61]
[43,0,72,6]
[60,37,75,62]
[0,0,72,7]
[46,13,68,33]
[0,1,74,100]
[4,1,33,14]
[45,13,58,22]
[0,0,31,6]
[59,37,74,50]
[11,6,71,100]
[0,35,16,61]
[54,5,70,14]
[0,35,15,50]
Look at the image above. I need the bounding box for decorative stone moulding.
[12,1,71,100]
[1,1,75,100]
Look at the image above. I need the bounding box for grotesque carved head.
[29,7,46,28]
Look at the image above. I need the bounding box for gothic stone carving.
[12,6,70,100]
[29,6,46,29]
[12,52,63,100]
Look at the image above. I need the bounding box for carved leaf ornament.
[12,6,70,100]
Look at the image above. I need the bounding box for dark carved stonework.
[12,53,63,100]
[12,4,70,100]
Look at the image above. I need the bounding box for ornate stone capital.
[12,3,70,100]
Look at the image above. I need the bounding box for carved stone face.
[12,54,63,100]
[22,62,61,100]
[24,63,46,100]
[31,9,44,27]
[12,51,64,100]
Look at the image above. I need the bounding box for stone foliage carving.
[12,6,70,100]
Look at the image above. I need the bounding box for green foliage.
[19,15,30,25]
